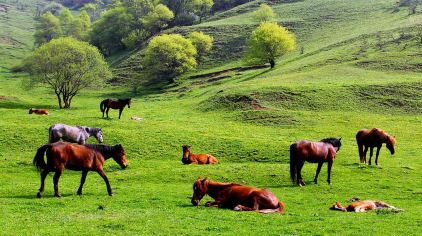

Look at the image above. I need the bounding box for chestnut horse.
[29,108,48,115]
[33,142,128,198]
[182,145,218,164]
[330,198,400,212]
[356,128,396,165]
[100,98,131,119]
[191,177,284,213]
[290,138,342,186]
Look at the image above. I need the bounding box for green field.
[1,0,422,235]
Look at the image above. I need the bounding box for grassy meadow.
[1,0,422,235]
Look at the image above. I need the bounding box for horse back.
[191,154,218,164]
[47,143,102,170]
[357,128,386,146]
[295,140,335,162]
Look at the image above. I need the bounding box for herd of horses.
[30,98,398,213]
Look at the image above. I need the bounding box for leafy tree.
[187,31,213,59]
[40,2,64,16]
[141,4,174,33]
[90,6,135,54]
[143,34,197,81]
[26,37,111,108]
[79,10,91,40]
[161,0,213,25]
[190,0,213,22]
[122,29,149,49]
[245,22,295,68]
[253,4,275,22]
[34,12,62,46]
[59,8,74,36]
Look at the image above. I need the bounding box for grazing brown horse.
[33,142,128,198]
[330,198,400,212]
[29,108,48,115]
[100,98,132,119]
[191,177,285,213]
[182,145,218,164]
[356,128,396,165]
[290,138,342,186]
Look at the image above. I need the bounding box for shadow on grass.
[237,68,272,82]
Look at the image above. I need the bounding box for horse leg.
[53,169,63,198]
[106,107,110,118]
[368,147,374,165]
[205,201,221,207]
[97,169,112,196]
[297,161,305,186]
[234,195,259,211]
[314,162,323,184]
[327,160,333,185]
[358,143,364,163]
[37,169,49,198]
[375,146,381,166]
[77,170,88,195]
[363,146,368,164]
[118,108,122,119]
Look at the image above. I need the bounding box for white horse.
[49,123,103,144]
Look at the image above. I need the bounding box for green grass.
[1,0,422,235]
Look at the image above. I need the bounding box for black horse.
[100,98,131,119]
[290,137,342,186]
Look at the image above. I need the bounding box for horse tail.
[290,143,297,183]
[48,126,54,143]
[257,201,285,214]
[100,99,107,112]
[356,131,364,161]
[33,144,51,172]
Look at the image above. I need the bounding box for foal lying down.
[330,198,401,212]
[190,177,284,213]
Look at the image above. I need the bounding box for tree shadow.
[237,68,272,82]
[0,99,56,110]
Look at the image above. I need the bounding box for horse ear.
[197,176,201,180]
[85,127,90,132]
[339,137,342,141]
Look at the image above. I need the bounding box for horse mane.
[320,137,342,148]
[84,144,114,157]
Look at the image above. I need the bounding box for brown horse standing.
[191,177,284,213]
[29,108,49,115]
[290,138,342,186]
[100,98,132,119]
[356,128,396,165]
[182,145,218,164]
[33,142,128,198]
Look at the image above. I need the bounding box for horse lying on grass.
[330,198,401,212]
[49,123,103,144]
[33,142,128,198]
[290,138,342,186]
[190,177,284,213]
[182,145,218,164]
[29,108,48,115]
[356,128,396,165]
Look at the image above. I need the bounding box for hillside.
[0,0,421,235]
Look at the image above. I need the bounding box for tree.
[245,22,295,68]
[34,12,62,46]
[141,4,174,33]
[190,0,213,22]
[26,37,111,108]
[90,6,135,54]
[161,0,213,25]
[253,4,275,22]
[187,31,213,59]
[58,8,74,36]
[143,34,197,81]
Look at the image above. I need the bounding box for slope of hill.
[0,0,421,235]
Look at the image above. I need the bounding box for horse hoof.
[77,191,82,196]
[234,205,242,211]
[108,193,113,196]
[36,192,42,198]
[55,194,62,198]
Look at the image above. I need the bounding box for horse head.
[29,108,33,114]
[127,98,132,108]
[321,137,342,152]
[386,136,396,155]
[330,202,347,212]
[85,127,104,143]
[191,177,208,206]
[113,144,128,169]
[182,145,191,159]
